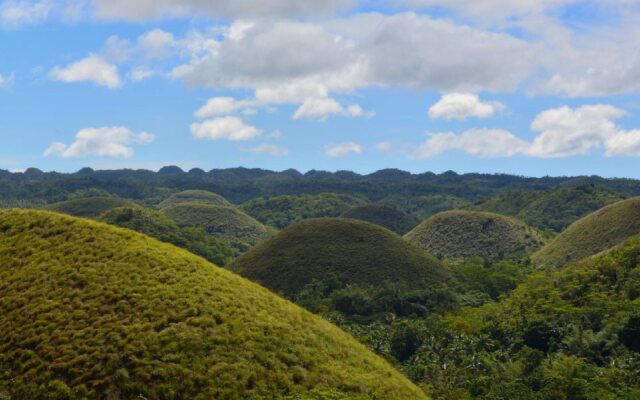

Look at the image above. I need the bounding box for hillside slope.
[405,210,544,262]
[0,209,427,400]
[341,204,419,234]
[230,218,451,298]
[532,197,640,268]
[158,190,231,209]
[162,202,271,246]
[47,196,137,218]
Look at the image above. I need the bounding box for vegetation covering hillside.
[532,197,640,268]
[47,196,138,218]
[230,218,452,298]
[162,202,271,246]
[100,207,235,265]
[241,193,364,229]
[341,204,420,234]
[475,184,627,232]
[0,209,428,400]
[158,189,231,209]
[405,210,544,262]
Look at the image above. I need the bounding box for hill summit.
[0,209,427,399]
[230,218,451,297]
[405,210,544,262]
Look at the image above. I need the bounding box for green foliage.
[0,209,428,400]
[532,197,640,268]
[162,202,272,246]
[405,211,544,262]
[100,206,235,265]
[341,204,420,235]
[47,196,139,218]
[475,184,627,232]
[158,189,231,209]
[241,193,364,229]
[230,218,453,298]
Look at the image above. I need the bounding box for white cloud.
[91,0,355,20]
[190,116,261,141]
[412,129,529,159]
[195,97,256,118]
[428,93,505,120]
[325,142,362,157]
[292,97,373,120]
[375,141,393,154]
[249,143,288,156]
[129,66,154,82]
[527,104,630,157]
[0,72,14,88]
[0,0,52,27]
[50,55,122,89]
[44,127,155,158]
[137,29,176,59]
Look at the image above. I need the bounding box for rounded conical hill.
[405,210,544,262]
[162,202,270,246]
[0,209,427,400]
[158,190,230,209]
[47,196,138,218]
[341,204,419,234]
[532,197,640,268]
[229,218,451,298]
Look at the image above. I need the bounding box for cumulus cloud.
[49,55,122,89]
[137,29,176,59]
[412,129,529,159]
[0,0,52,27]
[91,0,355,20]
[195,97,256,118]
[293,97,372,120]
[249,143,288,156]
[325,142,362,157]
[190,116,261,141]
[44,126,155,158]
[428,93,505,120]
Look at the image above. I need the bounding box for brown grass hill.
[404,210,545,262]
[46,196,139,218]
[532,197,640,269]
[229,218,452,298]
[341,204,420,235]
[0,209,428,400]
[158,190,231,209]
[162,202,271,246]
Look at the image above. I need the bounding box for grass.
[0,209,428,400]
[162,202,272,246]
[229,218,452,298]
[405,210,545,262]
[46,196,138,218]
[341,204,420,235]
[532,197,640,268]
[158,190,231,209]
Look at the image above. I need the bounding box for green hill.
[475,184,627,232]
[532,197,640,268]
[241,193,364,229]
[158,190,231,209]
[162,202,271,246]
[47,196,138,218]
[100,206,235,266]
[0,209,427,400]
[341,204,419,235]
[229,218,451,298]
[405,210,544,262]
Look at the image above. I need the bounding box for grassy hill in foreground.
[405,210,544,262]
[230,218,451,298]
[341,204,420,235]
[158,190,231,209]
[0,209,427,400]
[532,197,640,268]
[162,202,271,246]
[47,196,138,218]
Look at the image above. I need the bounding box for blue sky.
[2,0,640,177]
